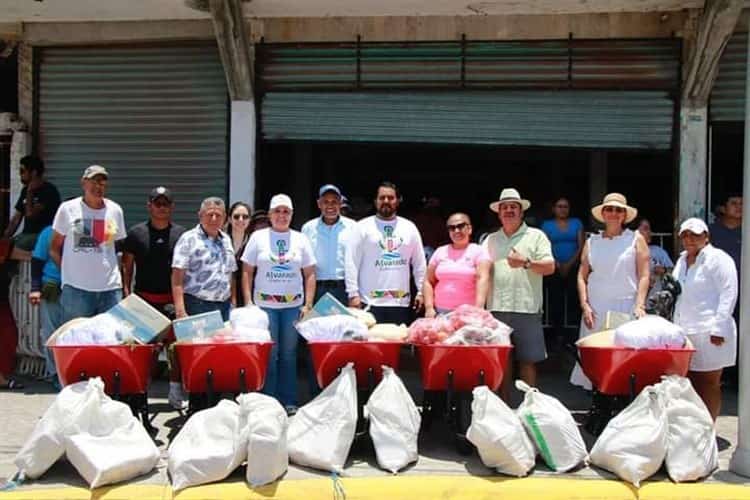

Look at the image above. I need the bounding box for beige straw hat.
[591,193,638,223]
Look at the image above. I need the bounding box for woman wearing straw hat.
[570,193,650,389]
[672,217,738,421]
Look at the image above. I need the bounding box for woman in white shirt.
[672,217,738,421]
[241,194,316,414]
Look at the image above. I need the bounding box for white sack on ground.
[589,386,668,487]
[168,400,246,491]
[613,315,686,349]
[237,393,288,487]
[64,418,159,488]
[515,380,587,473]
[656,375,718,482]
[295,315,368,342]
[466,386,536,477]
[13,378,131,479]
[364,366,421,473]
[287,362,357,473]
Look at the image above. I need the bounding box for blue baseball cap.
[318,184,342,198]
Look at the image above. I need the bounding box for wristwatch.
[523,258,531,269]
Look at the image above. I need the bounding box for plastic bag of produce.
[466,386,536,477]
[364,367,420,473]
[614,315,686,349]
[656,375,718,482]
[589,386,667,486]
[406,317,452,344]
[288,363,357,472]
[368,323,408,341]
[237,393,289,487]
[515,380,587,473]
[296,315,368,342]
[168,400,246,491]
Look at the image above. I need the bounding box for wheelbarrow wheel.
[454,434,473,456]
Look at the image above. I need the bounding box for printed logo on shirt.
[258,292,302,303]
[71,217,118,253]
[266,239,298,279]
[369,289,410,299]
[376,225,407,268]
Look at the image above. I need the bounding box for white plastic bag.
[589,386,667,487]
[364,367,420,473]
[515,380,587,473]
[231,306,270,331]
[237,393,288,487]
[614,315,686,349]
[295,315,369,342]
[168,400,246,491]
[466,386,536,477]
[13,378,127,479]
[656,375,718,482]
[287,362,357,472]
[65,418,159,488]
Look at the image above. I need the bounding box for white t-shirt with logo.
[52,196,127,292]
[345,215,426,307]
[241,228,316,309]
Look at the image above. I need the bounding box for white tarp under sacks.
[515,380,587,473]
[14,378,133,479]
[364,366,421,473]
[466,386,536,477]
[656,375,718,482]
[64,418,159,489]
[168,400,246,491]
[238,392,289,487]
[589,386,668,487]
[288,362,357,473]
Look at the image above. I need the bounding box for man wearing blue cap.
[301,184,356,304]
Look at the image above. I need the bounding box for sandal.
[0,379,25,390]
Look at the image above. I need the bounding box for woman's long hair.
[227,201,252,248]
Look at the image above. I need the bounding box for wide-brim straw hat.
[489,188,531,213]
[591,192,638,223]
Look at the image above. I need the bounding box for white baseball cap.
[678,217,709,236]
[269,194,293,211]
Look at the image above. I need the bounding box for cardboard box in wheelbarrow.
[45,294,171,393]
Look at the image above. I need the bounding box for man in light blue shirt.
[301,184,356,304]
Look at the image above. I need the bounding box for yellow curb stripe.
[1,476,748,500]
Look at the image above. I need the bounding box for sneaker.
[168,382,188,411]
[285,405,298,417]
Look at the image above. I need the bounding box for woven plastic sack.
[238,393,288,487]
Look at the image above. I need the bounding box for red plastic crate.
[416,344,513,391]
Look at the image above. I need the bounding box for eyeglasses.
[446,222,469,232]
[151,200,171,208]
[232,214,250,220]
[602,206,626,213]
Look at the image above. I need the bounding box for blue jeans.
[261,306,300,407]
[40,296,63,382]
[61,285,122,323]
[183,294,231,321]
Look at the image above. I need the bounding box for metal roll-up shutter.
[710,33,747,123]
[39,45,228,227]
[262,90,673,150]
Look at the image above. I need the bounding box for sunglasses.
[232,214,250,220]
[447,222,469,232]
[602,206,626,213]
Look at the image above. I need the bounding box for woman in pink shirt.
[423,213,492,317]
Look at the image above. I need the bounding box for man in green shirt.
[483,188,555,401]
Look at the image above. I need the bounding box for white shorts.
[687,331,737,372]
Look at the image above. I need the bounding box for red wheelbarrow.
[175,340,273,413]
[576,329,695,434]
[415,343,513,453]
[51,343,160,433]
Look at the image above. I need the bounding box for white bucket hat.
[678,217,709,236]
[591,193,638,224]
[489,188,531,213]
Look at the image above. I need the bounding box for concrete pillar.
[729,31,750,478]
[588,151,608,226]
[228,100,256,209]
[677,106,708,224]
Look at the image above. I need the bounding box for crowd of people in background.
[0,156,743,421]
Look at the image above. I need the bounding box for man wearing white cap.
[50,165,127,323]
[672,217,738,421]
[302,184,356,304]
[483,188,555,401]
[345,181,426,324]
